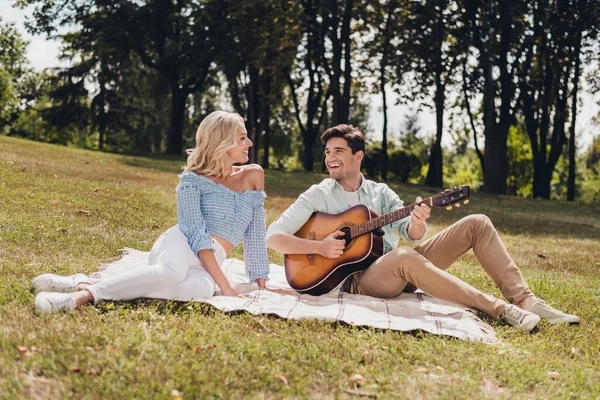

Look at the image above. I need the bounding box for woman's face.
[226,123,253,164]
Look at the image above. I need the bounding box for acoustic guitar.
[284,186,470,295]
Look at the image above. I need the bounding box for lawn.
[1,135,599,399]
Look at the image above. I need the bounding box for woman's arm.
[197,249,238,296]
[177,180,238,296]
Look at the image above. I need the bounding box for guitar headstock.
[431,186,470,209]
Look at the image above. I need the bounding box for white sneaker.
[525,299,580,325]
[35,292,77,313]
[31,273,89,293]
[501,304,541,332]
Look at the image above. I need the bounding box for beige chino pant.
[345,214,533,317]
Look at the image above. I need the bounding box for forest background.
[2,0,600,202]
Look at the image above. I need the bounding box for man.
[266,124,579,331]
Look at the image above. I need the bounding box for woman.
[33,111,283,312]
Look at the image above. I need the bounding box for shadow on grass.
[117,153,187,174]
[95,298,485,343]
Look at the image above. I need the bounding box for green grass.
[1,135,599,399]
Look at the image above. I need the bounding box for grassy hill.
[1,135,599,399]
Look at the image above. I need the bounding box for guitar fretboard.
[349,196,434,239]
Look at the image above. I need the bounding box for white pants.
[86,225,227,303]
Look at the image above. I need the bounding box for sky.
[2,2,599,150]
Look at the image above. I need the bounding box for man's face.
[324,137,363,182]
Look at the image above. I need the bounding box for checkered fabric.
[177,172,269,284]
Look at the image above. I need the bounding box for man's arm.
[383,185,429,242]
[266,185,346,258]
[407,196,430,240]
[267,231,345,258]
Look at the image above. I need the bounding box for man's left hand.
[410,196,431,226]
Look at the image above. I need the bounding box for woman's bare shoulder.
[237,164,264,191]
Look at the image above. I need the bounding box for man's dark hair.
[320,124,365,154]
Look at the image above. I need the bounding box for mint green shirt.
[266,175,424,253]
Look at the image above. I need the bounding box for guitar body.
[284,205,384,296]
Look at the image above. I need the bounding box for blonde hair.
[184,111,244,178]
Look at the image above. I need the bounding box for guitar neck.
[348,196,434,239]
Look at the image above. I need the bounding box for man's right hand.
[319,230,346,258]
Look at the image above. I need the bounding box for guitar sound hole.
[340,227,352,247]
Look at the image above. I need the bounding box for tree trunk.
[166,87,186,154]
[380,69,388,181]
[567,33,581,201]
[425,7,445,188]
[425,78,444,187]
[484,124,509,194]
[247,65,260,164]
[261,101,271,169]
[340,0,353,123]
[97,87,106,151]
[302,132,316,172]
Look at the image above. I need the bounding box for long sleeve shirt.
[177,171,269,284]
[266,175,425,253]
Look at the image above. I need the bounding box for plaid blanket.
[213,259,497,344]
[96,252,497,344]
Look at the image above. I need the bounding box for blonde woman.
[33,111,281,312]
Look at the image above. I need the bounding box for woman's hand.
[220,286,241,297]
[256,278,298,296]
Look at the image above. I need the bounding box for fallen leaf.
[194,344,215,353]
[273,371,289,386]
[348,373,366,384]
[75,210,90,216]
[56,228,68,233]
[87,368,98,376]
[547,371,559,380]
[152,224,160,229]
[93,188,99,192]
[16,345,31,356]
[537,253,547,259]
[21,166,27,172]
[71,365,82,373]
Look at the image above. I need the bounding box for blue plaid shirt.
[177,171,269,284]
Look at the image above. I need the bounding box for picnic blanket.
[95,251,497,344]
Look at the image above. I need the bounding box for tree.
[218,0,301,167]
[0,17,30,134]
[362,0,404,181]
[461,0,527,194]
[517,0,597,199]
[20,0,227,154]
[401,0,462,188]
[285,0,332,171]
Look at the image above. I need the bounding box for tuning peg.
[463,199,469,204]
[446,206,452,211]
[455,203,461,208]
